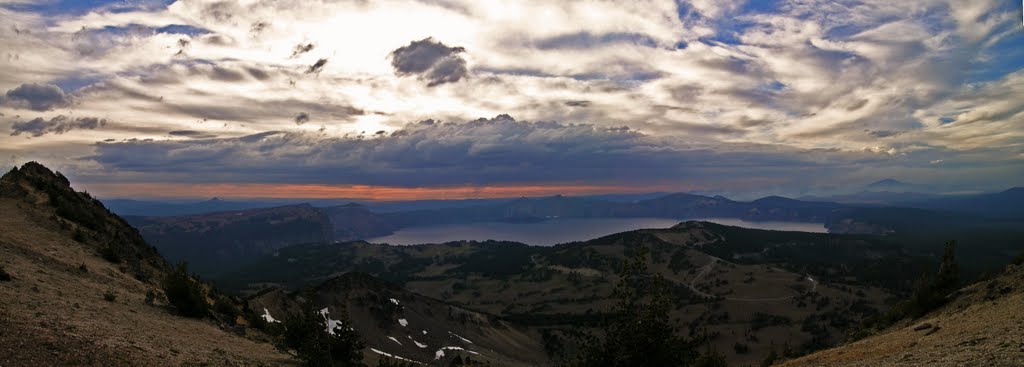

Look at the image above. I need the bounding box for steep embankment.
[779,263,1024,367]
[0,162,292,366]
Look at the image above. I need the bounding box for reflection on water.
[365,217,826,246]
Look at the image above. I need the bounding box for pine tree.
[568,247,698,367]
[283,301,365,367]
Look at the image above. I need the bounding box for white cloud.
[0,0,1020,192]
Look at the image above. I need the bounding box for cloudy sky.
[1,0,1022,199]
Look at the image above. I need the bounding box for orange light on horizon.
[80,182,687,201]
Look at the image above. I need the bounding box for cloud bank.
[0,0,1020,196]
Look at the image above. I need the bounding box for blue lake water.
[365,217,827,246]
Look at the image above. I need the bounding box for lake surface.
[365,217,827,246]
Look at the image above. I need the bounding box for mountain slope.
[0,162,292,366]
[252,272,548,366]
[779,262,1024,367]
[126,203,334,275]
[324,203,397,240]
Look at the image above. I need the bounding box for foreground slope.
[780,263,1024,367]
[0,163,292,366]
[253,272,548,366]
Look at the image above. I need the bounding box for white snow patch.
[390,298,400,305]
[388,336,402,345]
[434,346,479,360]
[422,330,427,335]
[411,338,427,348]
[448,331,473,344]
[369,348,424,365]
[319,308,344,335]
[261,308,280,323]
[398,318,408,327]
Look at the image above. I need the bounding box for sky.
[0,0,1022,200]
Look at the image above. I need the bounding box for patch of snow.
[370,348,424,365]
[390,298,400,305]
[398,318,408,327]
[411,338,427,348]
[448,331,473,344]
[422,330,427,335]
[319,307,344,335]
[435,346,479,359]
[261,308,280,323]
[388,336,402,345]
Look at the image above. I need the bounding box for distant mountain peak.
[869,178,903,186]
[752,195,797,203]
[340,202,366,208]
[865,178,925,192]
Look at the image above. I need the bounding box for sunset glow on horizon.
[80,182,690,201]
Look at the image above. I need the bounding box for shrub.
[144,289,160,305]
[898,240,959,319]
[0,264,11,281]
[163,262,209,318]
[734,342,750,354]
[377,357,417,367]
[213,295,241,321]
[99,244,122,263]
[760,349,778,367]
[103,290,118,302]
[72,229,86,242]
[1012,252,1024,266]
[693,345,728,367]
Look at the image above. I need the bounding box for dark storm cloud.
[565,100,591,107]
[866,130,901,138]
[88,115,868,186]
[1,83,72,111]
[245,67,271,80]
[532,32,658,49]
[168,130,218,139]
[306,58,328,74]
[290,43,315,58]
[10,115,106,137]
[294,112,310,125]
[209,66,246,81]
[389,38,468,86]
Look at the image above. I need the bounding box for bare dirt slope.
[0,163,294,366]
[779,264,1024,367]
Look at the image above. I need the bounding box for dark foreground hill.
[252,272,548,366]
[780,260,1024,367]
[0,162,293,366]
